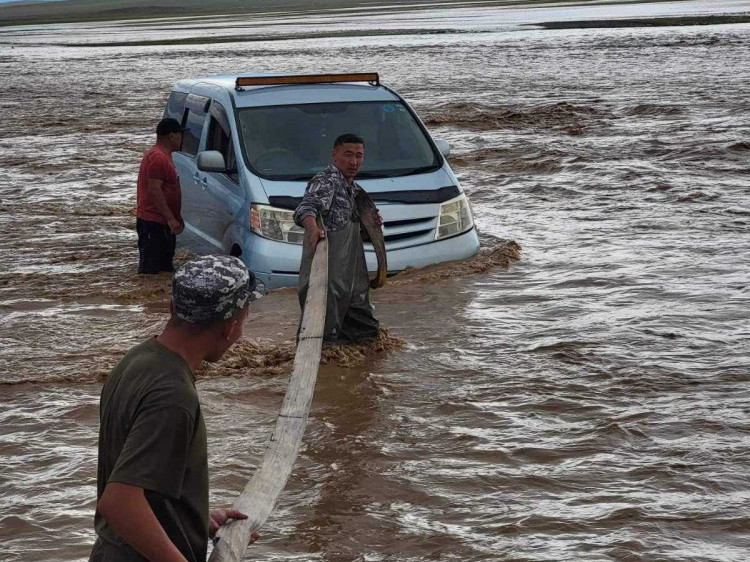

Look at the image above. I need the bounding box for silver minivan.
[163,73,479,289]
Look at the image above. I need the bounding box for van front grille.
[377,215,436,247]
[384,229,433,243]
[384,217,433,228]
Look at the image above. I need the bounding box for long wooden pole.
[208,231,328,562]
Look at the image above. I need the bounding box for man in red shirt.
[136,117,186,274]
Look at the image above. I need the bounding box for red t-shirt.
[136,146,181,225]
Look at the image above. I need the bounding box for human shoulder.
[105,338,198,416]
[142,145,164,161]
[142,146,175,177]
[307,165,341,190]
[308,165,334,183]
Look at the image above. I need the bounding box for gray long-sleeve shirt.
[293,165,363,232]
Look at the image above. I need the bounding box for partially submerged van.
[163,73,479,289]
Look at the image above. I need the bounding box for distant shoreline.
[0,0,730,29]
[4,0,540,28]
[53,28,467,48]
[38,13,750,48]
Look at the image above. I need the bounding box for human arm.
[294,176,335,252]
[293,175,335,227]
[147,178,183,234]
[301,215,326,253]
[102,400,198,558]
[97,482,189,562]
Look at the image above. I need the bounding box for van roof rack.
[235,73,379,90]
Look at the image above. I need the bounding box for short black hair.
[333,133,365,148]
[156,117,187,136]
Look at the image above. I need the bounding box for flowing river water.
[1,1,749,560]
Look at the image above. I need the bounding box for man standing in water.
[293,133,381,344]
[90,256,262,562]
[136,117,186,274]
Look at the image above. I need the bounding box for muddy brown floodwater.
[1,1,750,561]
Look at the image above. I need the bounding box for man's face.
[331,142,364,181]
[206,304,249,362]
[169,131,183,152]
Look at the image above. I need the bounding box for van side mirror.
[434,139,451,157]
[196,150,227,173]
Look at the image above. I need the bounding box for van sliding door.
[197,101,244,250]
[173,95,214,251]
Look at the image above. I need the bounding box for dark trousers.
[137,218,176,274]
[298,220,379,345]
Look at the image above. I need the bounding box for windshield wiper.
[278,174,314,181]
[390,165,438,177]
[356,171,390,179]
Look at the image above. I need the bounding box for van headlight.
[436,193,474,240]
[250,204,305,245]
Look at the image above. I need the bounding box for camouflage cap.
[172,255,264,323]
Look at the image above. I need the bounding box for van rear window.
[164,91,187,122]
[237,101,439,181]
[164,90,205,156]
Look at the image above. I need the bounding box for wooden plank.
[208,233,328,562]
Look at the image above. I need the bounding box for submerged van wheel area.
[229,244,242,258]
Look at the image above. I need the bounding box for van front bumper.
[364,226,479,276]
[247,227,480,290]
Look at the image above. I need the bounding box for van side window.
[181,108,205,156]
[206,104,237,182]
[164,91,187,121]
[180,94,211,157]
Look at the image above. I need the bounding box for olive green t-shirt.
[91,338,208,562]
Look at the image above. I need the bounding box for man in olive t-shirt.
[90,256,264,562]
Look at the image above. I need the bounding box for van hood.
[259,167,461,210]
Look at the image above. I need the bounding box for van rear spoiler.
[235,73,379,90]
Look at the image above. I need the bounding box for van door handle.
[193,173,207,188]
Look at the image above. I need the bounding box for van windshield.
[237,101,440,181]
